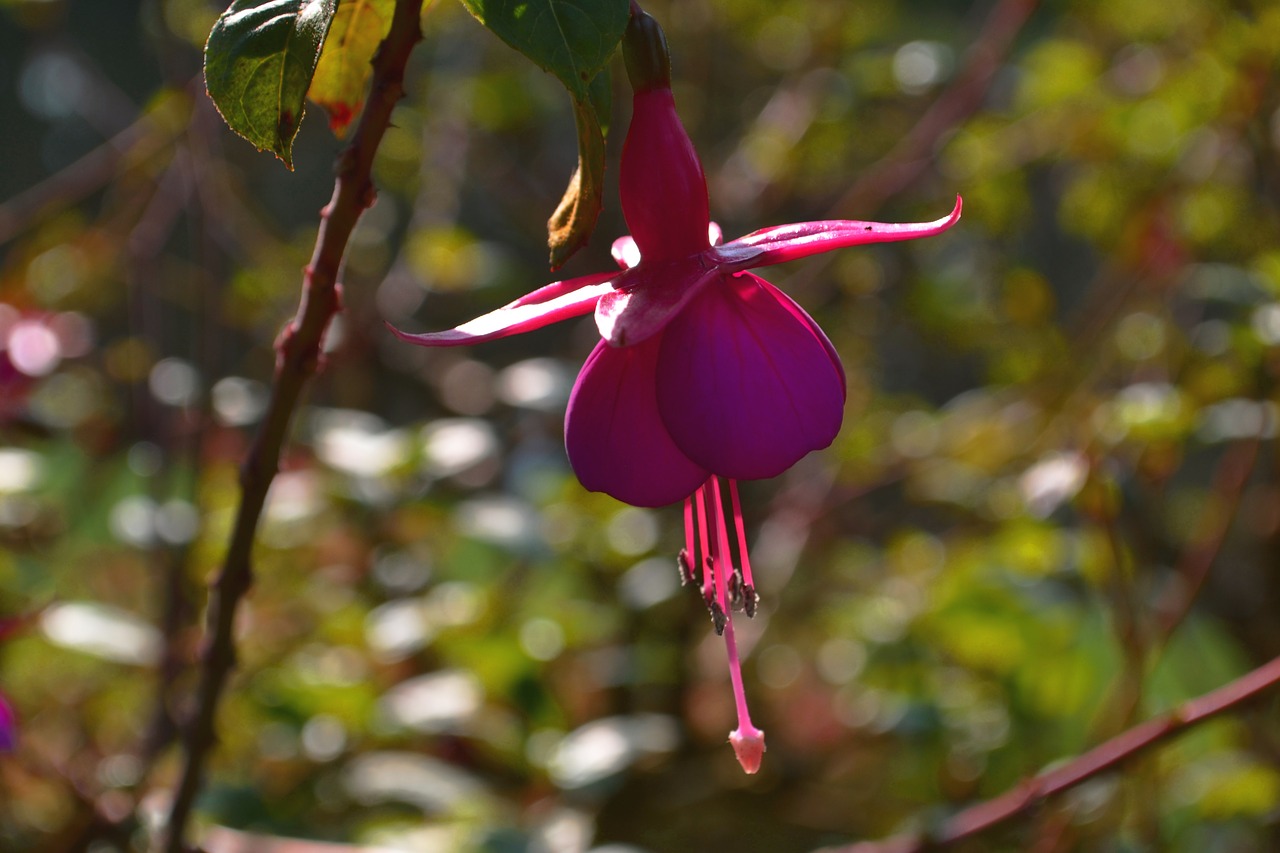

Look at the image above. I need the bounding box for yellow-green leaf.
[308,0,396,137]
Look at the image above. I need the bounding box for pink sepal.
[388,272,618,348]
[715,196,962,270]
[595,259,720,348]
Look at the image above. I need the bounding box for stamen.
[708,479,730,610]
[681,495,695,584]
[693,483,714,603]
[728,480,757,592]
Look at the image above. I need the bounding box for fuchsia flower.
[392,11,960,773]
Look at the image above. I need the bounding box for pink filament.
[694,482,713,601]
[682,495,695,578]
[728,479,755,589]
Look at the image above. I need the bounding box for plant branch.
[1153,437,1259,643]
[832,0,1038,216]
[819,653,1280,853]
[156,3,423,850]
[0,89,189,247]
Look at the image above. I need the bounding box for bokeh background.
[3,0,1280,851]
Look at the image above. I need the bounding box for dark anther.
[728,567,745,612]
[710,601,727,636]
[743,584,760,618]
[701,556,716,602]
[676,549,694,586]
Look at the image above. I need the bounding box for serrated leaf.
[459,0,628,100]
[205,0,339,168]
[547,70,610,268]
[308,0,395,137]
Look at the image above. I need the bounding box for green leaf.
[204,0,339,168]
[458,0,629,100]
[547,69,609,268]
[308,0,395,137]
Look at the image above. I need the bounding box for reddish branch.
[157,3,423,850]
[0,92,186,246]
[1154,437,1260,641]
[822,653,1280,853]
[833,0,1038,217]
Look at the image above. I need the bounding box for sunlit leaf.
[308,0,395,137]
[204,0,339,168]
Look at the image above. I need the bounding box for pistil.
[682,476,767,773]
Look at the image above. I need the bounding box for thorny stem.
[820,653,1280,853]
[156,3,422,850]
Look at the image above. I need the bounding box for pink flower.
[391,10,960,773]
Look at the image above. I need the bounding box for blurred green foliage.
[2,0,1280,851]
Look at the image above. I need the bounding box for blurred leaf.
[308,0,395,137]
[204,0,339,168]
[547,71,609,269]
[458,0,627,101]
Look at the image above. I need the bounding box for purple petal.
[565,335,709,507]
[0,692,14,752]
[764,280,847,397]
[389,272,618,348]
[715,196,962,269]
[656,272,845,480]
[595,257,720,347]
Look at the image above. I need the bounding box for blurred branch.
[0,90,189,246]
[156,2,424,850]
[819,653,1280,853]
[1153,437,1260,643]
[832,0,1038,216]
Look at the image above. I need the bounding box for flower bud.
[622,10,671,93]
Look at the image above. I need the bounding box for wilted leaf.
[458,0,628,101]
[204,0,338,168]
[547,70,609,269]
[308,0,395,137]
